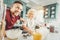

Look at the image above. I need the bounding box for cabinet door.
[44,6,50,19]
[50,4,56,19]
[44,3,57,19]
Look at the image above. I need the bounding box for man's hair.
[13,1,23,5]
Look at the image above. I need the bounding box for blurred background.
[0,0,60,40]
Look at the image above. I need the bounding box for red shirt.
[5,9,20,30]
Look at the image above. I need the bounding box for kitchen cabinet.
[44,3,57,19]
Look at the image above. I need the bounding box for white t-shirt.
[26,18,36,31]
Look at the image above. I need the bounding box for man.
[5,1,23,30]
[1,1,33,39]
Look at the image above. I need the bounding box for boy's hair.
[13,1,23,5]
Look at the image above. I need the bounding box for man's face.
[11,3,23,16]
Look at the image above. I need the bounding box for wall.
[46,0,60,40]
[49,0,60,29]
[46,0,60,28]
[55,0,60,33]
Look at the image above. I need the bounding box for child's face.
[28,11,34,19]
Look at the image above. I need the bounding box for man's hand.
[20,18,27,24]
